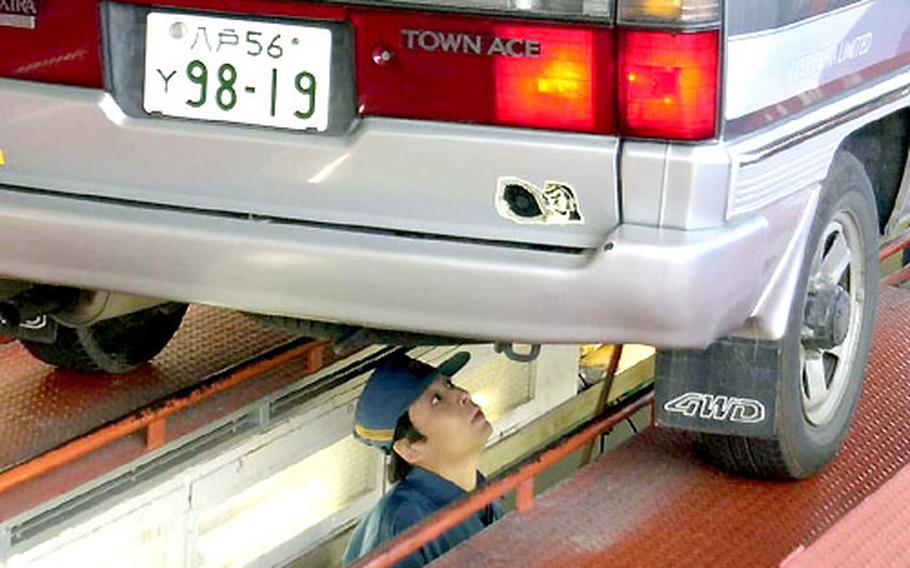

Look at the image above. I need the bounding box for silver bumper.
[0,187,772,348]
[0,79,619,250]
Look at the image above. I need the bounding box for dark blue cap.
[353,351,471,453]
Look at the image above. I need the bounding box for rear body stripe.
[725,0,910,136]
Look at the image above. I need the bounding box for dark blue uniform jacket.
[343,466,504,567]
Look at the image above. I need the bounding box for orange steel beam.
[353,386,655,568]
[883,263,910,287]
[0,338,331,494]
[879,228,910,261]
[515,479,535,513]
[146,418,168,451]
[880,229,910,286]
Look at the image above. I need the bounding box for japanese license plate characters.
[143,13,332,132]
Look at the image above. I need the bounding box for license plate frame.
[143,11,333,132]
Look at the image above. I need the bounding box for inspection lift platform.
[431,287,910,567]
[2,257,910,567]
[0,306,586,567]
[350,284,910,568]
[0,308,359,567]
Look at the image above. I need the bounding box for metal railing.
[0,338,332,494]
[352,346,654,568]
[880,227,910,286]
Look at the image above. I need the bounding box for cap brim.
[437,351,471,377]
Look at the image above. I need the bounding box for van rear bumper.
[0,186,771,348]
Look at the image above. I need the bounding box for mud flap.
[655,338,782,439]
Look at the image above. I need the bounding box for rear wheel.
[21,303,187,374]
[698,151,879,479]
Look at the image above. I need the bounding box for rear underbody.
[0,0,909,348]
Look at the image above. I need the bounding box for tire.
[21,303,188,374]
[698,151,880,479]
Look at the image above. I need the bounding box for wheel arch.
[836,107,910,235]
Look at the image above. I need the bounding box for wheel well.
[840,109,910,234]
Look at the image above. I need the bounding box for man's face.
[405,374,493,463]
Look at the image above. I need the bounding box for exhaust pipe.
[5,288,76,323]
[0,286,77,334]
[0,287,166,331]
[54,291,166,327]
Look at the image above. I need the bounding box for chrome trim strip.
[724,0,909,129]
[0,14,35,29]
[739,85,910,167]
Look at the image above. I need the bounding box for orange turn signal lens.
[494,26,613,133]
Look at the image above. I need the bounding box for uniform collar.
[405,466,486,507]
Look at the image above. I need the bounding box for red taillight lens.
[618,29,718,140]
[352,11,615,134]
[0,0,103,88]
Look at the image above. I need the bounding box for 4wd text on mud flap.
[663,392,767,424]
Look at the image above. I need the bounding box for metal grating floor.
[436,286,910,568]
[782,458,910,566]
[0,306,291,471]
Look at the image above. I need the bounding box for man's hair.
[388,411,427,483]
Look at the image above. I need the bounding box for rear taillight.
[354,1,720,140]
[617,29,719,140]
[0,0,103,88]
[352,11,615,134]
[494,25,612,133]
[614,0,721,140]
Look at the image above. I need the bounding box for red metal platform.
[0,306,290,471]
[430,286,910,568]
[0,307,355,522]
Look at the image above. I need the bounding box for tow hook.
[494,343,541,363]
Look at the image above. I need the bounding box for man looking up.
[343,352,503,567]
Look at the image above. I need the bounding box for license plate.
[143,13,332,131]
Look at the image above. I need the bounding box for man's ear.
[392,437,424,465]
